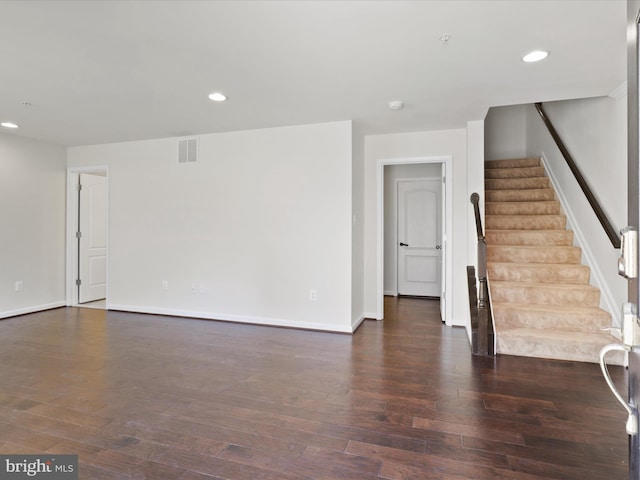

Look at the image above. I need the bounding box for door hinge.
[76,231,82,239]
[76,183,82,191]
[75,279,81,286]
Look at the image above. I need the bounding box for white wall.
[485,104,527,160]
[68,121,354,332]
[363,129,469,328]
[525,96,627,326]
[0,133,67,318]
[351,126,365,329]
[383,163,442,294]
[467,120,485,270]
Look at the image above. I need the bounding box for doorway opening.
[65,166,109,310]
[376,156,453,325]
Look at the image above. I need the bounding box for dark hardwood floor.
[0,297,629,479]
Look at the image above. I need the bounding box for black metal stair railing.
[468,192,495,356]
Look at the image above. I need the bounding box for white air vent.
[178,138,198,164]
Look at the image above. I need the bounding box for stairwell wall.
[524,96,627,327]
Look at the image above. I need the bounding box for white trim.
[108,304,354,333]
[383,290,397,296]
[0,301,66,319]
[363,311,379,321]
[66,166,110,307]
[351,313,366,331]
[540,153,620,328]
[376,156,453,325]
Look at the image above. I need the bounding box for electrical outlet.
[191,283,198,294]
[309,289,318,301]
[14,281,23,292]
[161,280,168,291]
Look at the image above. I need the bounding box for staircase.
[484,157,622,364]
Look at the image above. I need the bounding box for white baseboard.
[0,301,66,319]
[363,311,382,321]
[541,153,621,328]
[108,304,353,333]
[352,314,366,331]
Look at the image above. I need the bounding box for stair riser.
[487,246,582,264]
[486,230,573,246]
[486,177,549,190]
[491,285,600,307]
[485,158,541,169]
[486,202,560,215]
[485,166,545,179]
[488,264,589,284]
[496,335,624,365]
[485,189,555,202]
[486,216,566,230]
[492,307,608,332]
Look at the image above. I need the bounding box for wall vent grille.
[178,138,198,164]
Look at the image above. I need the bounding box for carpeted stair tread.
[485,166,546,179]
[486,177,550,190]
[485,158,541,169]
[487,245,582,264]
[496,327,624,365]
[486,230,573,246]
[486,201,561,215]
[490,281,600,306]
[491,302,611,332]
[488,262,590,284]
[484,157,620,364]
[485,189,556,202]
[486,214,566,230]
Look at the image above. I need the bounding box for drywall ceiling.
[0,0,626,146]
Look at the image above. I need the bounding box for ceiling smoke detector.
[439,34,451,45]
[388,101,404,111]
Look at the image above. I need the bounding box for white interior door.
[397,179,441,296]
[78,173,107,303]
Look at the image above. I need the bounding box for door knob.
[436,245,441,250]
[399,242,408,247]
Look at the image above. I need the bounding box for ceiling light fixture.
[522,50,548,63]
[208,92,227,102]
[439,34,451,45]
[1,122,19,129]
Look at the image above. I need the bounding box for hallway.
[0,297,628,479]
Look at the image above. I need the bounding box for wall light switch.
[14,281,23,292]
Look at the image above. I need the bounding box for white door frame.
[65,166,110,307]
[376,156,453,325]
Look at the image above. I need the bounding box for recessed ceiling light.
[208,92,227,102]
[1,122,19,129]
[522,50,548,63]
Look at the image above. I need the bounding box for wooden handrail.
[534,102,621,249]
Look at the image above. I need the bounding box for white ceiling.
[0,0,627,147]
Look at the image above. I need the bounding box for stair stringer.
[540,152,620,333]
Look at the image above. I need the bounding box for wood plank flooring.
[0,297,628,479]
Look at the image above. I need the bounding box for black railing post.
[469,193,493,356]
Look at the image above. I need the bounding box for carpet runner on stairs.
[485,157,623,364]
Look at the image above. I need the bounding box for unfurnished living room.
[0,1,634,479]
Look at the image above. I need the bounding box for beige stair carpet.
[485,157,622,364]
